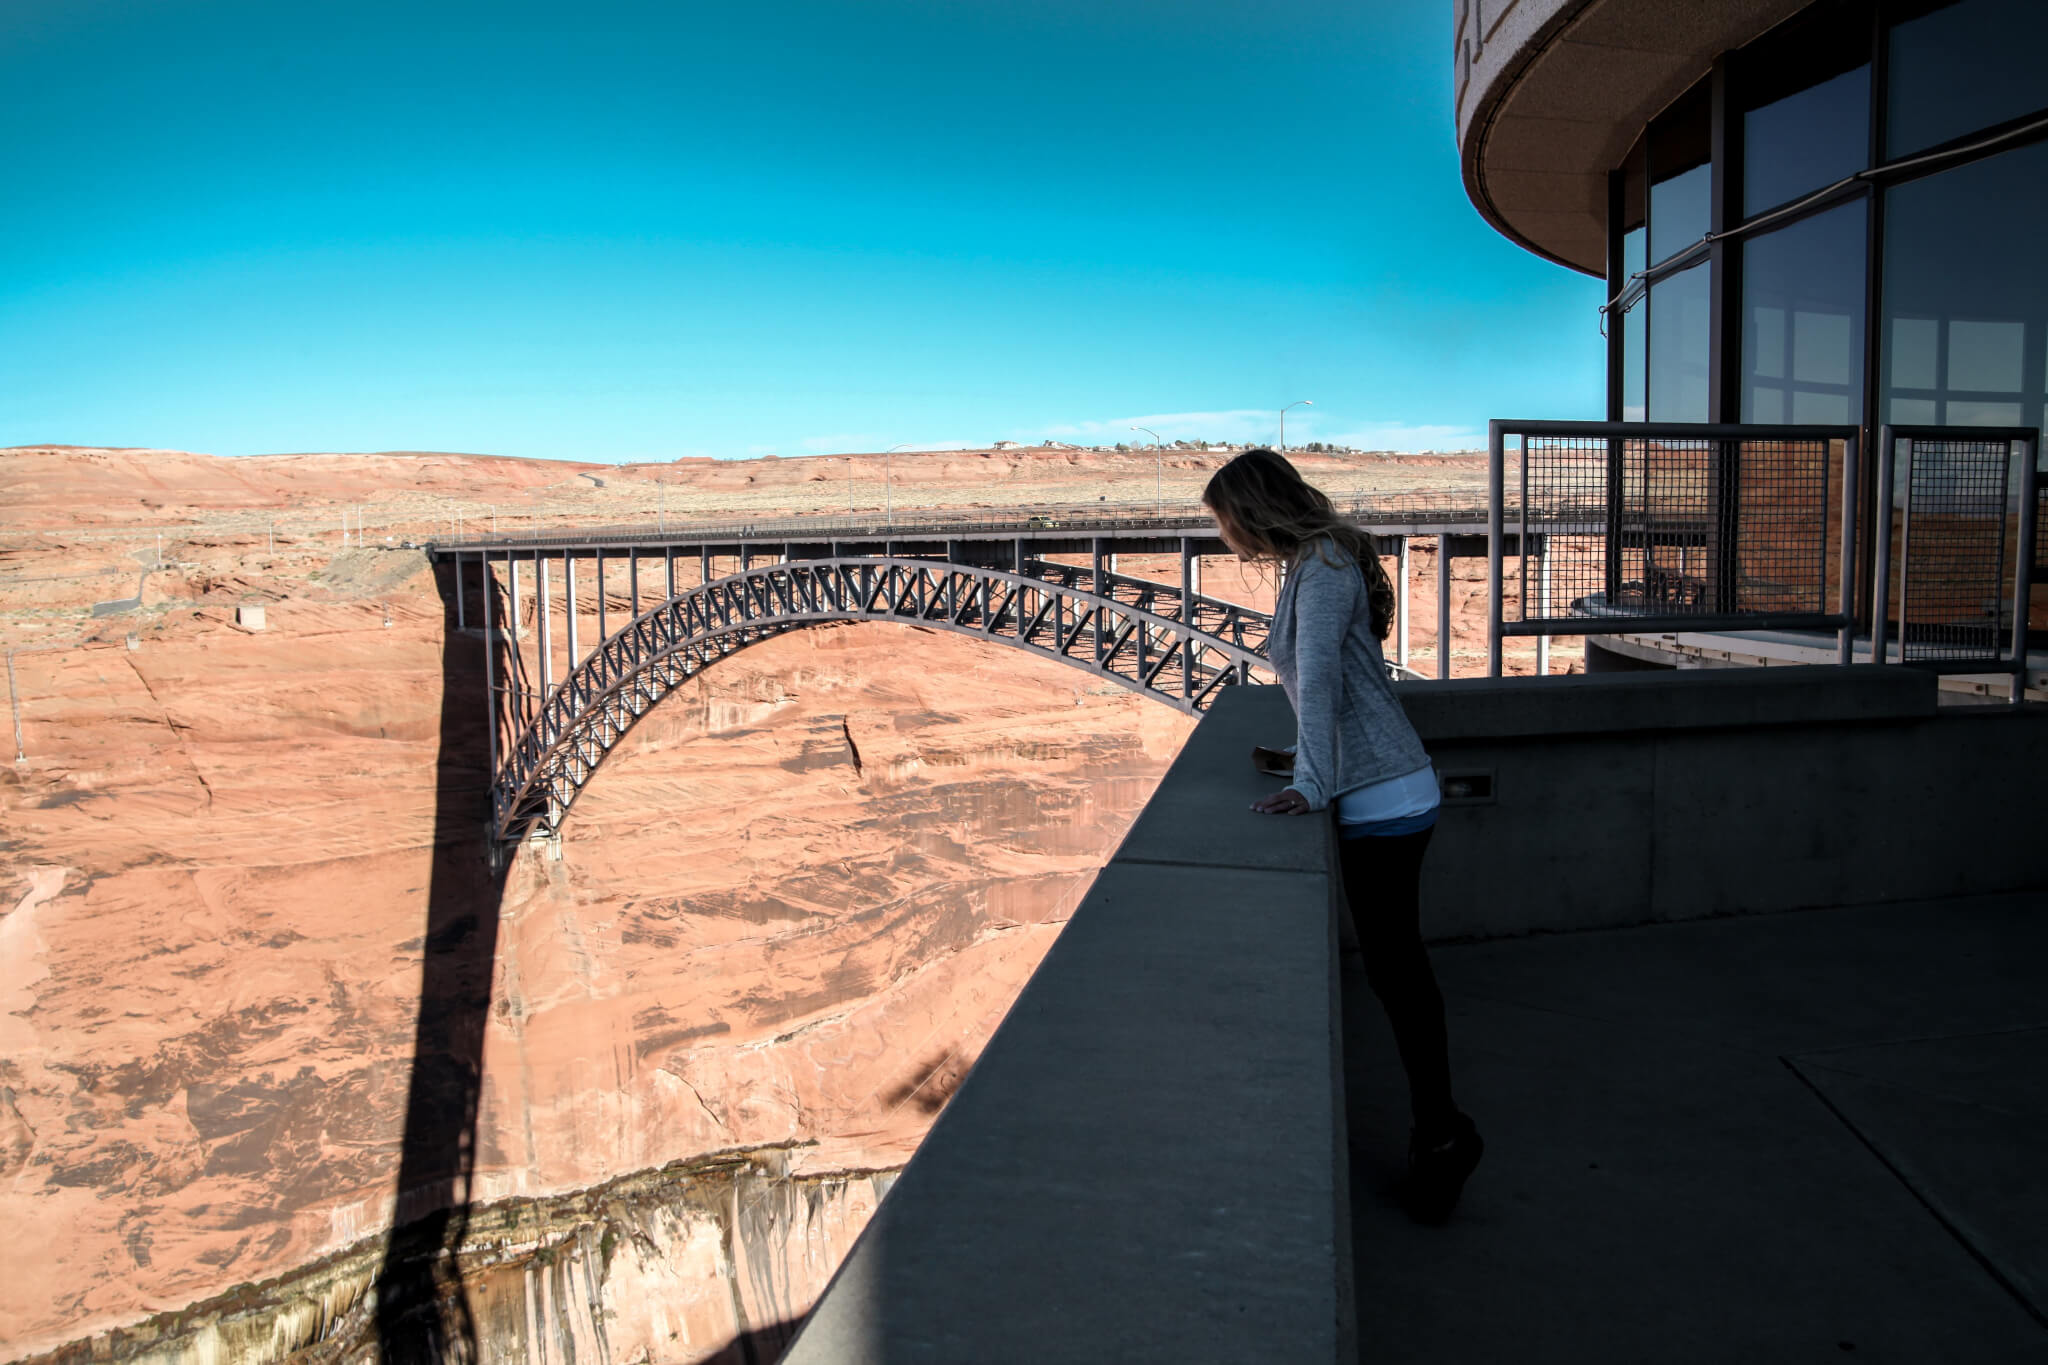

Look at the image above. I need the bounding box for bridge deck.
[421,499,1556,557]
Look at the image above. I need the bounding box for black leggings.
[1338,824,1457,1133]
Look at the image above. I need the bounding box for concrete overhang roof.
[1455,0,1811,277]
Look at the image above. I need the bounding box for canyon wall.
[28,1147,885,1365]
[0,528,1192,1359]
[0,444,1551,1361]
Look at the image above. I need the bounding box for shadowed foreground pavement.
[1345,890,2048,1362]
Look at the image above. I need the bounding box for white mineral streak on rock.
[8,1153,887,1364]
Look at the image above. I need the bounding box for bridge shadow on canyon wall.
[368,560,808,1365]
[371,558,511,1362]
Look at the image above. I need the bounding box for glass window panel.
[1946,400,2024,425]
[1890,318,1939,389]
[1753,307,1787,380]
[1620,142,1647,239]
[1794,312,1855,388]
[1792,389,1853,425]
[1948,320,2025,392]
[1614,216,1647,422]
[1622,297,1646,422]
[1743,65,1870,218]
[1882,139,2048,434]
[1650,163,1710,265]
[1887,0,2048,157]
[1649,261,1711,422]
[1740,201,1866,425]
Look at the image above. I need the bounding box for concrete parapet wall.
[782,688,1354,1363]
[1403,666,2048,937]
[783,666,2041,1358]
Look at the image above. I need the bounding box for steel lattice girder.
[488,556,1272,841]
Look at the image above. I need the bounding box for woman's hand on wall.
[1250,787,1312,816]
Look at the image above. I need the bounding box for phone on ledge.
[1251,746,1295,777]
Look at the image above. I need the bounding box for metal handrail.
[423,493,1517,554]
[1873,425,2039,705]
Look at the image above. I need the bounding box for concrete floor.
[1343,891,2048,1363]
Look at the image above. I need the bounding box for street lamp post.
[1131,427,1163,510]
[1280,399,1314,451]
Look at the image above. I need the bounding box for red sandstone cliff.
[0,443,1550,1361]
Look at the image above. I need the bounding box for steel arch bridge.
[479,554,1274,842]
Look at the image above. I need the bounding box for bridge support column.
[596,546,606,642]
[566,553,579,670]
[1537,543,1551,676]
[1014,538,1024,574]
[739,543,751,574]
[455,552,466,630]
[700,546,711,586]
[1092,539,1106,662]
[1398,537,1411,671]
[538,549,553,694]
[629,550,639,619]
[665,546,676,600]
[1435,535,1451,681]
[483,551,497,794]
[508,557,521,642]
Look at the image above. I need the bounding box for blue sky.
[1,0,1603,460]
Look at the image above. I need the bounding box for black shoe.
[1403,1113,1482,1224]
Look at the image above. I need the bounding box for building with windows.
[1457,0,2045,682]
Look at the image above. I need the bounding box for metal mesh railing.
[2035,478,2047,593]
[1899,436,2010,661]
[1487,422,1857,674]
[1872,427,2039,694]
[1735,435,1838,615]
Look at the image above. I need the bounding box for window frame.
[1600,0,2048,626]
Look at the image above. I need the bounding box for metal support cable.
[1601,112,2048,325]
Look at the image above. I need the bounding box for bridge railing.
[425,493,1512,553]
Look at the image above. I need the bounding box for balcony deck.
[783,678,2046,1363]
[1594,626,2048,703]
[1346,888,2048,1361]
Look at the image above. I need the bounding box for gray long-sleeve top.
[1268,537,1431,811]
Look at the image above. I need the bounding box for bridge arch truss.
[466,553,1274,842]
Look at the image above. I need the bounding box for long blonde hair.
[1201,448,1396,640]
